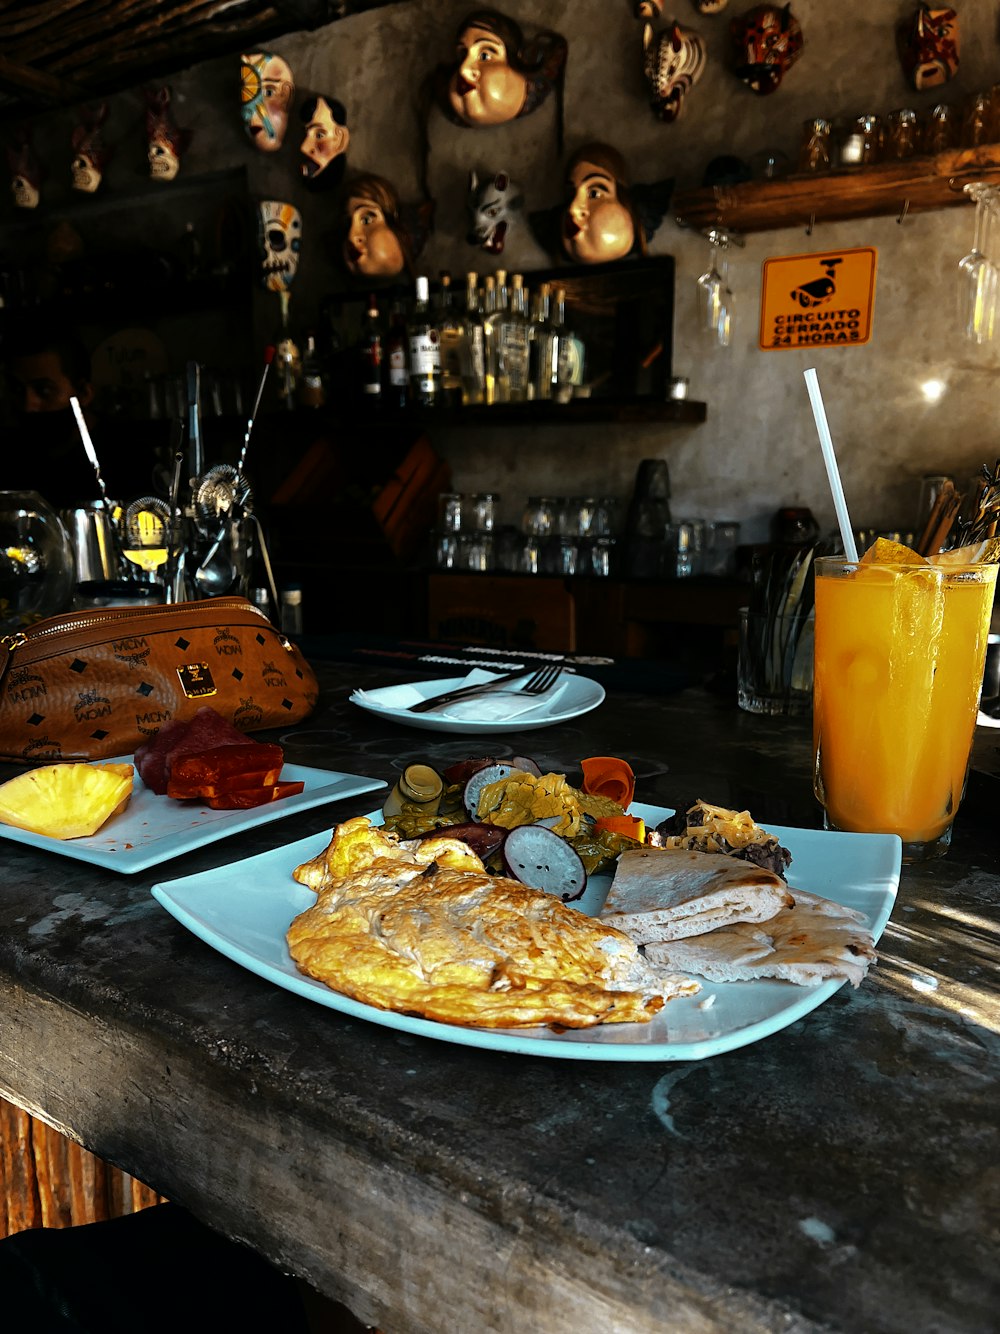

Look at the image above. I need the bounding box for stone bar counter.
[1,656,998,1333]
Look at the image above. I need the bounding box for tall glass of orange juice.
[813,553,997,861]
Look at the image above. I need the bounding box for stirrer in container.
[70,396,114,521]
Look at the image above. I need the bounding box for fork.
[407,664,564,713]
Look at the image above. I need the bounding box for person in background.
[2,322,152,508]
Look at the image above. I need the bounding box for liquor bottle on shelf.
[462,271,486,405]
[358,293,383,407]
[436,271,465,409]
[498,272,530,403]
[493,269,510,402]
[407,274,441,408]
[552,286,586,401]
[383,298,409,409]
[527,280,555,401]
[298,331,326,408]
[480,274,499,406]
[275,292,300,411]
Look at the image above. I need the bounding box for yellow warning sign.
[759,246,877,351]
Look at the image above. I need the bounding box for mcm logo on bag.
[135,709,173,736]
[6,665,47,704]
[177,662,217,698]
[22,735,62,761]
[234,694,264,728]
[112,635,152,670]
[261,659,287,688]
[213,627,242,656]
[74,689,112,722]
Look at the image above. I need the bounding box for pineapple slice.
[0,762,134,840]
[860,536,926,565]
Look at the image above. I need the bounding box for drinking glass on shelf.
[958,183,998,344]
[521,496,556,537]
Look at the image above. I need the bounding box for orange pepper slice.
[593,814,645,843]
[579,756,635,808]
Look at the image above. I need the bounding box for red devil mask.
[729,4,803,95]
[6,125,43,209]
[144,87,193,181]
[898,6,959,91]
[71,103,112,193]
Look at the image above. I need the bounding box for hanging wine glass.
[716,240,734,348]
[697,229,734,347]
[958,183,998,343]
[697,229,724,337]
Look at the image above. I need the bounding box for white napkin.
[351,668,568,721]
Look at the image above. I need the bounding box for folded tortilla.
[642,889,876,988]
[600,847,793,944]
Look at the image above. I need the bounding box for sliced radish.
[442,756,503,785]
[509,754,542,776]
[463,762,519,817]
[502,824,587,901]
[417,821,507,861]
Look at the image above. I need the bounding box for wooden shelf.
[672,142,1000,235]
[405,396,707,427]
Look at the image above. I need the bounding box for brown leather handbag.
[0,596,319,764]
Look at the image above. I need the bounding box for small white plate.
[151,803,901,1061]
[0,758,387,875]
[350,671,605,734]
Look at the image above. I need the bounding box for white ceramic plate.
[151,802,901,1061]
[0,758,387,875]
[350,671,605,734]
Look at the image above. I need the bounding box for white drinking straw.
[803,368,859,562]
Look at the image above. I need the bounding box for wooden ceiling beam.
[0,50,90,104]
[0,0,407,119]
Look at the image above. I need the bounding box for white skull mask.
[257,200,302,291]
[11,174,39,208]
[148,136,180,181]
[71,152,101,193]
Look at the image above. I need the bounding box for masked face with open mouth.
[448,21,528,126]
[342,177,407,279]
[241,51,295,151]
[299,95,349,190]
[563,154,635,265]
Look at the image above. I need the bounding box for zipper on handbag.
[0,598,287,691]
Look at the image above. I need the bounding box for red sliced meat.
[203,780,305,810]
[134,707,259,794]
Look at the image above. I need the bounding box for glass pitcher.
[0,490,76,635]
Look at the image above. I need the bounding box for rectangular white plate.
[151,802,901,1061]
[0,757,387,875]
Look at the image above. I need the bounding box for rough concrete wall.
[12,0,1000,541]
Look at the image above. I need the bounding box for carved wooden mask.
[341,174,410,279]
[257,200,302,291]
[145,87,192,182]
[241,51,295,152]
[729,4,803,95]
[642,21,707,122]
[467,169,524,253]
[7,126,42,209]
[71,104,111,193]
[562,143,637,265]
[443,9,566,129]
[299,94,350,191]
[898,6,959,90]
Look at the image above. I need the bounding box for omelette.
[287,817,698,1029]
